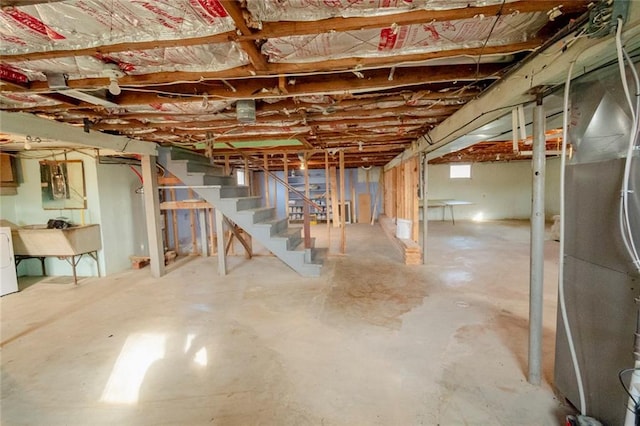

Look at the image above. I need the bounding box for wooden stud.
[329,166,339,229]
[224,154,230,175]
[169,188,179,254]
[325,150,331,252]
[304,153,311,249]
[422,155,428,264]
[350,169,356,223]
[188,189,197,254]
[209,208,216,255]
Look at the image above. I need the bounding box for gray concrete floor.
[1,220,573,425]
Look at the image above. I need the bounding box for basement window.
[236,170,246,185]
[449,164,471,179]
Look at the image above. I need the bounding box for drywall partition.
[426,160,561,221]
[95,162,141,275]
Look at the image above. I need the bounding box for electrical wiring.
[616,45,640,272]
[558,59,587,417]
[619,369,640,414]
[615,17,640,274]
[474,0,506,81]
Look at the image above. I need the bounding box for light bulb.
[108,77,121,95]
[24,140,32,150]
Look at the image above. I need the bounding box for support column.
[215,209,226,276]
[422,154,429,265]
[529,96,546,385]
[141,155,165,278]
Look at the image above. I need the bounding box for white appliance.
[0,227,18,296]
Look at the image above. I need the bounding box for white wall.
[427,159,561,222]
[95,162,142,275]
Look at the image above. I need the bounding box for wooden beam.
[21,64,501,96]
[159,200,212,210]
[0,31,235,62]
[221,0,269,71]
[266,40,541,75]
[252,1,589,39]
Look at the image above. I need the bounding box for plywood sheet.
[357,193,371,224]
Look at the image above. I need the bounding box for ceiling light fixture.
[108,77,121,96]
[45,72,120,107]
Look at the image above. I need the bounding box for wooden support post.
[224,155,230,175]
[208,208,216,254]
[141,155,165,278]
[411,158,420,243]
[284,153,289,221]
[303,154,311,249]
[188,188,197,254]
[422,155,428,264]
[371,171,382,225]
[325,150,331,251]
[162,196,169,254]
[350,169,356,223]
[198,208,208,257]
[169,188,179,254]
[263,153,270,207]
[215,209,226,276]
[339,150,346,254]
[329,166,339,229]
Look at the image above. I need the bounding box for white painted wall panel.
[427,159,561,221]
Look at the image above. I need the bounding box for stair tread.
[274,227,302,239]
[254,217,287,226]
[237,206,273,214]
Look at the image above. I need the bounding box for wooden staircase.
[157,147,322,277]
